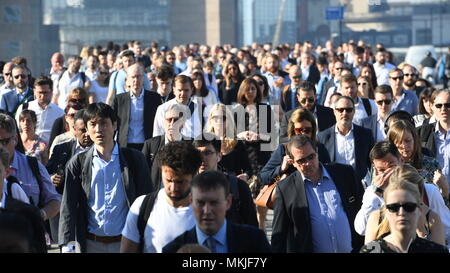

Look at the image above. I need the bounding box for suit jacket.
[113,90,161,147]
[306,64,321,85]
[0,87,34,115]
[141,135,192,191]
[271,164,364,253]
[280,104,336,143]
[319,78,336,106]
[280,85,300,113]
[417,122,437,155]
[58,145,153,252]
[162,222,271,253]
[317,124,374,183]
[46,139,78,194]
[48,116,66,149]
[225,174,258,228]
[361,114,381,142]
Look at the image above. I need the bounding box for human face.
[173,81,193,105]
[433,92,450,123]
[164,110,183,139]
[161,166,192,203]
[166,54,175,65]
[361,67,371,78]
[385,189,420,234]
[51,54,64,70]
[340,81,358,101]
[133,44,142,56]
[423,99,433,116]
[107,54,115,68]
[357,78,369,96]
[252,76,264,94]
[394,130,415,162]
[193,77,203,90]
[65,108,79,132]
[301,54,311,67]
[289,67,302,86]
[210,110,227,136]
[297,90,316,112]
[73,119,92,148]
[125,67,144,94]
[33,84,52,106]
[376,51,386,65]
[86,117,116,147]
[121,56,134,69]
[68,59,81,74]
[0,128,17,161]
[333,62,344,78]
[265,57,277,73]
[373,153,400,175]
[354,53,364,66]
[12,68,28,89]
[98,54,106,65]
[227,64,238,77]
[291,143,320,179]
[191,186,231,236]
[2,63,13,86]
[87,56,97,70]
[293,120,313,138]
[244,83,258,104]
[156,77,172,93]
[19,114,35,134]
[389,71,404,91]
[374,92,393,117]
[402,66,417,87]
[334,98,354,127]
[197,144,221,172]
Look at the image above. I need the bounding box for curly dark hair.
[156,141,202,175]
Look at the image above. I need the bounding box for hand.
[280,155,293,173]
[433,169,449,198]
[246,131,259,142]
[51,174,63,187]
[372,167,395,191]
[274,77,284,87]
[237,173,249,182]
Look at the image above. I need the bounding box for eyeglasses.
[296,152,316,165]
[300,98,315,104]
[358,82,367,86]
[389,76,404,81]
[165,117,180,123]
[67,113,76,118]
[435,103,450,109]
[0,135,15,146]
[69,98,86,104]
[4,73,11,77]
[386,202,419,213]
[292,75,302,80]
[294,127,312,135]
[335,67,344,70]
[200,150,215,156]
[376,99,392,105]
[13,74,27,79]
[404,73,416,77]
[335,107,354,113]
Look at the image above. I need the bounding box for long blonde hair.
[205,103,237,151]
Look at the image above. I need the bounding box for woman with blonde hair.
[363,164,447,251]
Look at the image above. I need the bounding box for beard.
[166,188,191,202]
[404,79,416,88]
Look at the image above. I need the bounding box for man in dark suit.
[280,65,302,112]
[280,81,335,143]
[299,52,320,85]
[0,65,34,116]
[112,63,161,151]
[59,103,153,253]
[318,95,374,185]
[271,135,364,253]
[141,103,191,190]
[46,110,93,244]
[163,170,271,253]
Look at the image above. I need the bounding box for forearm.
[43,199,61,220]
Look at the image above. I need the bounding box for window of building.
[416,28,432,45]
[3,5,21,24]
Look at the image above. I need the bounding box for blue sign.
[326,6,344,21]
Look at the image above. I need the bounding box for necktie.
[204,236,216,253]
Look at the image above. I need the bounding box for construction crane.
[272,0,287,48]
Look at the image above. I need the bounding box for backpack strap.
[6,175,21,202]
[137,191,159,253]
[362,98,372,117]
[80,72,86,84]
[26,156,44,208]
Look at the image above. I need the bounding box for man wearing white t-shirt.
[120,141,202,253]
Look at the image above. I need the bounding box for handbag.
[254,174,286,209]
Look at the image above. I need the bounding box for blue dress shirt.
[302,165,353,253]
[196,219,228,253]
[435,123,450,188]
[391,89,419,116]
[127,89,145,144]
[88,143,129,236]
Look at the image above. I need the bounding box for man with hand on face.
[121,141,201,253]
[271,135,364,253]
[162,170,271,253]
[112,63,161,151]
[280,81,336,143]
[153,75,203,139]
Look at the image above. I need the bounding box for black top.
[220,141,253,177]
[361,236,448,253]
[218,80,241,105]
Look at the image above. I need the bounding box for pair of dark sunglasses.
[294,127,312,135]
[376,99,392,105]
[390,76,404,81]
[335,107,354,113]
[14,74,27,79]
[435,103,450,109]
[295,152,316,165]
[386,202,419,213]
[300,98,315,104]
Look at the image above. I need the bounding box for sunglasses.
[404,73,416,77]
[294,127,312,135]
[335,107,354,113]
[300,98,315,104]
[376,99,392,105]
[435,103,450,109]
[14,74,27,79]
[335,67,344,70]
[386,202,418,213]
[0,135,14,146]
[296,152,316,165]
[4,73,11,77]
[69,99,86,104]
[390,76,404,81]
[99,71,109,75]
[165,117,180,123]
[292,75,302,80]
[358,82,367,86]
[67,113,76,118]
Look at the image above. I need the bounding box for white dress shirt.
[335,125,356,169]
[353,97,378,126]
[128,90,145,144]
[373,62,395,86]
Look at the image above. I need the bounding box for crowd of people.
[0,38,449,253]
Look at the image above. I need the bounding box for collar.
[130,89,145,99]
[196,219,227,247]
[76,139,92,151]
[435,121,450,135]
[300,163,331,184]
[335,124,354,137]
[93,142,119,158]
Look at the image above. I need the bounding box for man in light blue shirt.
[389,68,419,116]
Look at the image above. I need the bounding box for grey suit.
[58,145,153,252]
[361,114,384,142]
[0,87,34,115]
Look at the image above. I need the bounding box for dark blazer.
[280,85,300,113]
[0,87,34,115]
[225,174,258,228]
[280,104,336,143]
[48,116,66,149]
[417,122,437,155]
[271,164,364,253]
[58,145,153,252]
[141,135,192,191]
[306,64,321,85]
[361,114,382,142]
[162,222,271,253]
[113,90,162,147]
[46,139,78,194]
[317,124,374,183]
[259,142,331,186]
[319,78,337,105]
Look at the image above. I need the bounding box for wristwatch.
[372,185,384,195]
